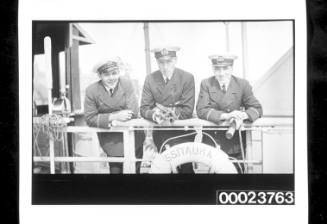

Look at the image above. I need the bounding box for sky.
[78,21,292,82]
[34,21,293,106]
[77,21,293,105]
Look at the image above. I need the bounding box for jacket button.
[227,109,230,112]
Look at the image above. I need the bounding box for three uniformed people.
[84,51,262,173]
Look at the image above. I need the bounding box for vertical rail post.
[123,129,136,174]
[44,36,55,174]
[245,130,253,173]
[224,22,230,52]
[241,22,249,79]
[143,23,152,76]
[260,130,264,173]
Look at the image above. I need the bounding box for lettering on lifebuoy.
[149,142,237,174]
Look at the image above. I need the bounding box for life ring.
[149,142,237,174]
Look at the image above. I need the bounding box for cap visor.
[157,56,175,61]
[213,64,231,68]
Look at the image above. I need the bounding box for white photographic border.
[19,0,308,224]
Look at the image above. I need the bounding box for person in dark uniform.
[196,54,263,172]
[140,46,196,173]
[84,59,143,174]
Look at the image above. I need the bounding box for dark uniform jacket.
[84,77,139,157]
[196,75,262,123]
[140,68,195,120]
[196,75,263,155]
[140,68,196,155]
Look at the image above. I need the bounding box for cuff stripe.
[96,114,100,127]
[249,107,260,117]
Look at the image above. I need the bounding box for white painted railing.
[33,117,293,174]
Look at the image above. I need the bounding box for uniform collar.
[161,68,176,81]
[101,79,120,94]
[215,76,231,90]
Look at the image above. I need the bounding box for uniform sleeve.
[196,80,224,124]
[84,87,110,128]
[242,80,263,121]
[140,77,155,121]
[174,75,195,119]
[124,80,139,118]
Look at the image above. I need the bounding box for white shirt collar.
[162,74,172,81]
[216,76,231,90]
[104,86,113,93]
[102,80,119,93]
[161,69,176,81]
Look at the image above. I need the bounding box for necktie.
[110,89,114,95]
[165,77,169,85]
[221,84,226,94]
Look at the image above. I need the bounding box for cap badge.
[161,48,169,56]
[217,56,224,62]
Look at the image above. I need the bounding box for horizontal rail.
[33,117,293,132]
[33,156,262,164]
[62,126,293,133]
[34,156,141,162]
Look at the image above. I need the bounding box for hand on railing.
[109,110,134,122]
[221,110,248,121]
[228,110,249,121]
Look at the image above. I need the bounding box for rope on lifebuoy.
[149,142,237,174]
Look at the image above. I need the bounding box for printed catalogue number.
[216,191,294,205]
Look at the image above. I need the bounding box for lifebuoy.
[149,142,238,173]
